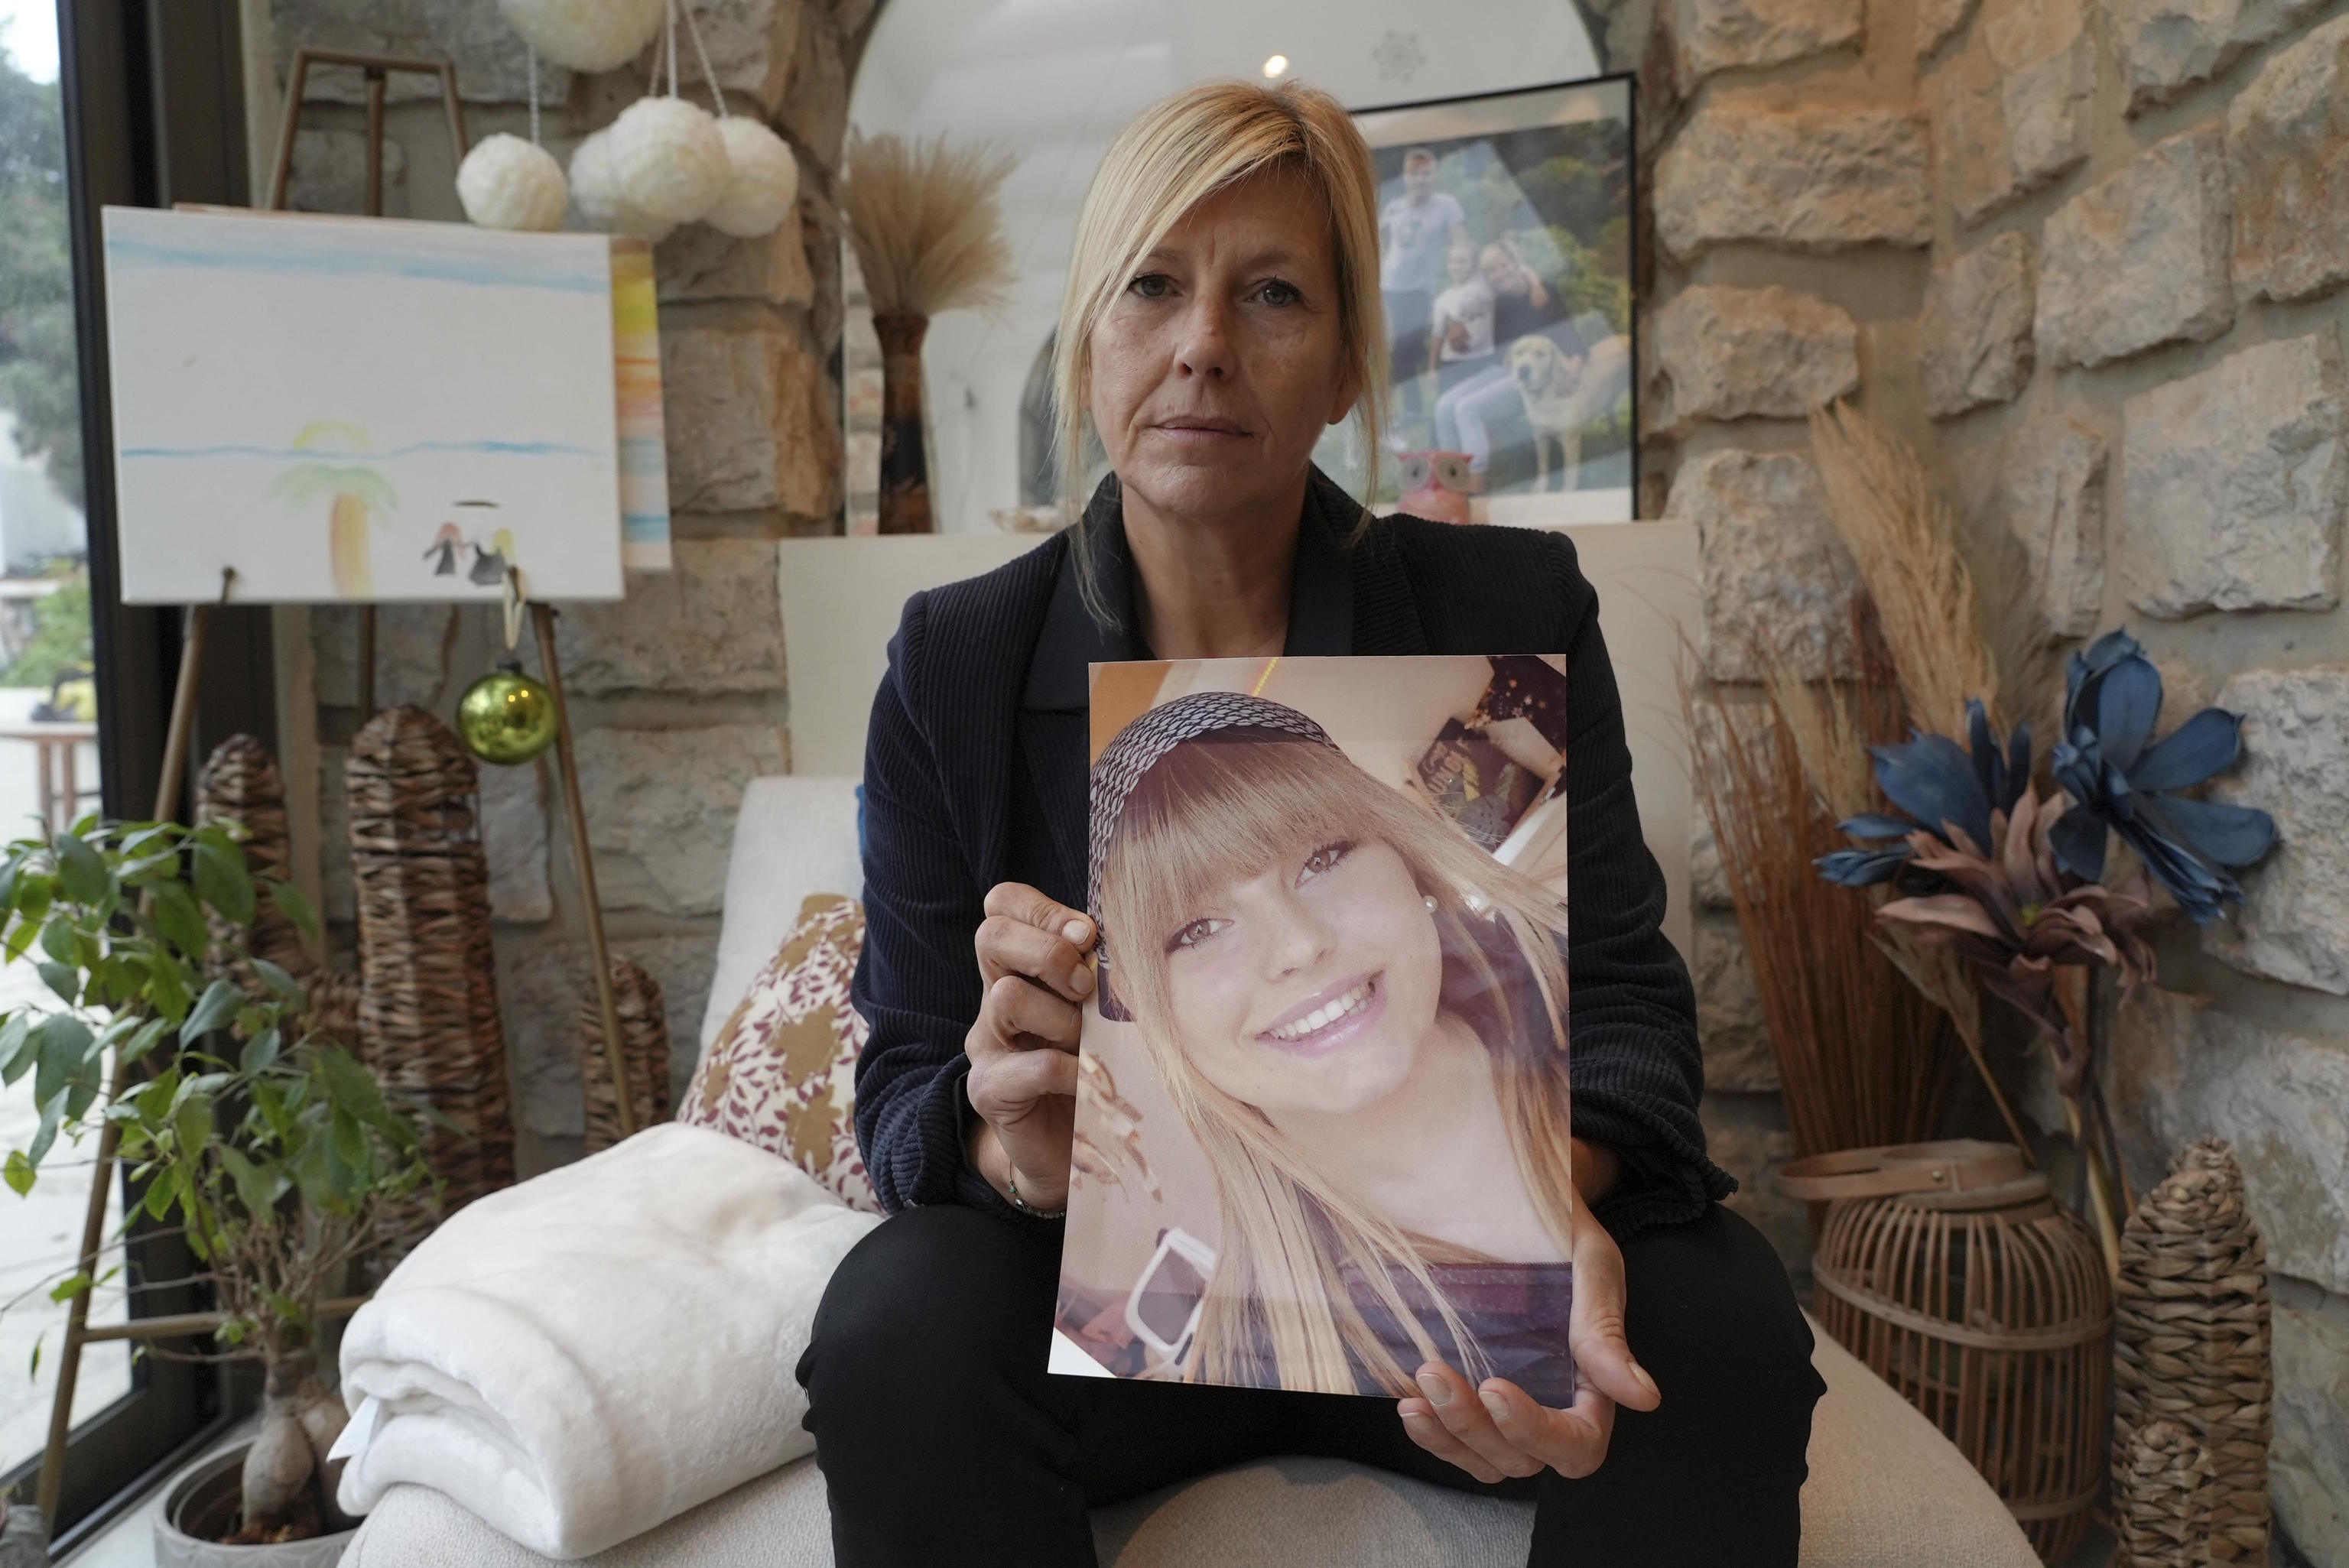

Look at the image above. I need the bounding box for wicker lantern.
[2114,1138,2272,1566]
[1784,1141,2112,1563]
[346,706,515,1238]
[577,957,671,1153]
[196,734,310,986]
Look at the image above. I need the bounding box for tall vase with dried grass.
[840,131,1016,534]
[1799,402,2276,1277]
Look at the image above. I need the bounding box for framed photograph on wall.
[1330,73,1636,528]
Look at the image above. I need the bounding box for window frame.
[0,0,279,1545]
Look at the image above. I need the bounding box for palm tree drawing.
[266,420,397,598]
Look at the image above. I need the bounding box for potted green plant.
[0,816,437,1557]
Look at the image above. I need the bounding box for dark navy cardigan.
[850,467,1734,1242]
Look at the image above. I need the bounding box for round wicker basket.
[1785,1141,2111,1563]
[577,957,671,1153]
[346,705,515,1258]
[2113,1138,2271,1566]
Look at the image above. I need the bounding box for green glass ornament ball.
[457,661,559,765]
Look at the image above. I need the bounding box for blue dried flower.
[1816,700,2030,887]
[2047,629,2275,925]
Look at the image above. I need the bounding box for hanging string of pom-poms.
[459,0,799,241]
[454,38,570,231]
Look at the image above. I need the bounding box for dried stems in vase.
[841,131,1016,534]
[1681,649,1953,1157]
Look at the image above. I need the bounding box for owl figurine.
[1396,450,1476,524]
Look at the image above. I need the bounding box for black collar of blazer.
[1018,464,1429,713]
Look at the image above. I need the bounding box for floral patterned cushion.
[678,893,878,1213]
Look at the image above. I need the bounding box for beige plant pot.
[151,1444,356,1568]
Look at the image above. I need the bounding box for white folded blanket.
[336,1122,880,1560]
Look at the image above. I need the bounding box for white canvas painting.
[102,206,645,605]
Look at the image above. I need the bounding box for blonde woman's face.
[1087,170,1360,528]
[1158,836,1444,1118]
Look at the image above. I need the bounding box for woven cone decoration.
[2114,1138,2273,1566]
[347,706,515,1261]
[577,957,671,1153]
[196,735,309,989]
[2116,1420,2218,1568]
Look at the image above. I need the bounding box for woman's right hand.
[964,882,1097,1211]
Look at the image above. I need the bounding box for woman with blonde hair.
[799,76,1821,1566]
[1087,690,1583,1404]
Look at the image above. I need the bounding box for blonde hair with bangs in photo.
[1097,735,1577,1398]
[1052,81,1389,621]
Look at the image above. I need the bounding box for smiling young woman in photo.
[1089,691,1579,1404]
[795,76,1824,1568]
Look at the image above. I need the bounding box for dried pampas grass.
[1808,401,2000,739]
[841,131,1017,320]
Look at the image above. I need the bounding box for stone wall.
[244,0,873,1176]
[1597,0,2349,1556]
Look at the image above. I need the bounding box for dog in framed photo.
[1507,332,1631,494]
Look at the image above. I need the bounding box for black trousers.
[797,1202,1824,1566]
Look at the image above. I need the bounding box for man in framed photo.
[1379,147,1466,424]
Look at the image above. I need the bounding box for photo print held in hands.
[1052,655,1578,1404]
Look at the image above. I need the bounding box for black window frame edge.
[1,0,278,1547]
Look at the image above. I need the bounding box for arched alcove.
[841,0,1606,533]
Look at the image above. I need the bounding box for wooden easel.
[36,50,638,1524]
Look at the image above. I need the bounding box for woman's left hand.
[1395,1180,1660,1482]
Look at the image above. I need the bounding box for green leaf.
[172,1089,215,1164]
[180,978,242,1047]
[0,1014,31,1085]
[3,1149,32,1196]
[150,879,209,959]
[54,832,109,906]
[32,1015,92,1107]
[86,1014,137,1063]
[29,1333,42,1378]
[14,873,51,923]
[63,1061,102,1122]
[265,879,320,945]
[249,957,305,1006]
[37,962,76,1005]
[2,916,36,964]
[216,1144,278,1218]
[239,1026,281,1076]
[28,1089,67,1166]
[146,956,191,1024]
[37,913,77,965]
[121,1014,175,1067]
[330,1107,366,1171]
[83,955,128,1009]
[317,1047,388,1125]
[191,831,255,926]
[142,1169,177,1221]
[47,1271,90,1303]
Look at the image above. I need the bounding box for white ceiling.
[848,0,1604,533]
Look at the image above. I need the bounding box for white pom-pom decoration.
[455,134,570,232]
[496,0,664,73]
[604,96,731,225]
[703,118,801,238]
[569,130,676,243]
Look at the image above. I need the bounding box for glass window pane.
[0,0,125,1484]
